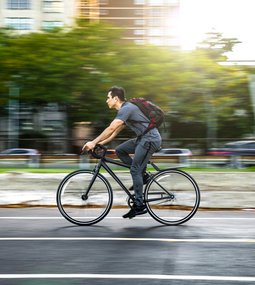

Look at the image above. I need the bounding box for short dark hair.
[108,86,126,102]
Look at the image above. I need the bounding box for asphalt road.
[0,208,255,285]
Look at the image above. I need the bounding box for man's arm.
[82,119,124,151]
[99,124,125,145]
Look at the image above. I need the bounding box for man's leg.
[116,139,150,191]
[115,139,136,166]
[130,140,159,206]
[124,139,161,218]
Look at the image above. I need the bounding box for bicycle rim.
[56,170,113,225]
[144,169,200,225]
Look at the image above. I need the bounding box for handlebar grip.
[90,144,107,159]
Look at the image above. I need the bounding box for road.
[0,208,255,285]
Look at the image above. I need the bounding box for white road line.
[0,216,255,220]
[0,237,255,243]
[0,274,255,281]
[0,217,62,220]
[195,217,255,220]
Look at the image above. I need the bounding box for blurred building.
[0,0,76,32]
[0,102,68,153]
[0,0,180,47]
[77,0,180,47]
[0,0,75,153]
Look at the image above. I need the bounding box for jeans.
[115,137,161,206]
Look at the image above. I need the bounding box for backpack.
[129,97,165,135]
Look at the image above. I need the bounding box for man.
[82,86,162,219]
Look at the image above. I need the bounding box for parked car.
[0,148,40,156]
[152,148,192,157]
[152,148,192,166]
[208,141,255,156]
[0,148,40,167]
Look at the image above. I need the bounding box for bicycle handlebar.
[87,144,107,159]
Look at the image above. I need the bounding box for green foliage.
[0,24,253,141]
[167,48,253,140]
[197,31,241,61]
[0,23,121,122]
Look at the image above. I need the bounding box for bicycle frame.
[89,155,161,201]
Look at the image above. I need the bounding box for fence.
[0,137,254,169]
[0,153,254,169]
[1,137,253,155]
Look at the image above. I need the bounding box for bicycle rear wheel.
[56,170,113,226]
[144,169,200,225]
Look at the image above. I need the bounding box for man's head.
[106,86,126,109]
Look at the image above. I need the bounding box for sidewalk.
[0,171,254,209]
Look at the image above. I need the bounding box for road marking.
[0,274,255,281]
[0,237,255,243]
[0,216,255,220]
[0,216,136,220]
[0,217,62,220]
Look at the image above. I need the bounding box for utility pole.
[8,80,20,149]
[248,75,255,135]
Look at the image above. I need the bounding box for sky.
[179,0,255,61]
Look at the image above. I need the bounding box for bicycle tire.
[144,169,200,225]
[56,170,113,226]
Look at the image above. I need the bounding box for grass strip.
[0,166,254,173]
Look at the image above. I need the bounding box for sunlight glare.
[179,0,255,60]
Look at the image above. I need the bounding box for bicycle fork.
[81,164,101,201]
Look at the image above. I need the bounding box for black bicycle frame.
[91,156,134,200]
[88,155,168,201]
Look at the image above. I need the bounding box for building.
[0,1,76,153]
[78,0,180,47]
[0,0,76,32]
[0,0,180,47]
[0,102,68,153]
[77,0,99,22]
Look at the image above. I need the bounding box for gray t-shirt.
[115,102,161,140]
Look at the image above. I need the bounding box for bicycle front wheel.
[56,170,113,226]
[144,169,200,225]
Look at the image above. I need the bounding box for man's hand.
[82,141,96,153]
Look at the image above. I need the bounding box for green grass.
[0,167,78,173]
[180,167,255,172]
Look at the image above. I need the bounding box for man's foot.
[123,204,147,219]
[129,173,150,190]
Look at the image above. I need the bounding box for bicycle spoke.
[145,169,200,225]
[57,170,113,226]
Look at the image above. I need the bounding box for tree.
[167,48,252,145]
[0,22,122,122]
[196,30,241,61]
[0,25,252,147]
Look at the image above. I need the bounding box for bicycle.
[56,144,200,226]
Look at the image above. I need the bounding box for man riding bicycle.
[82,86,162,219]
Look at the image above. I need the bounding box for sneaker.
[123,204,147,219]
[129,173,150,191]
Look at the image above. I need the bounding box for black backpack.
[129,98,165,135]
